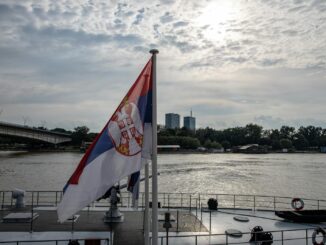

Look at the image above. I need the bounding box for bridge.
[0,121,71,144]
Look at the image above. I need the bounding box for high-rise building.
[165,113,180,129]
[183,110,196,131]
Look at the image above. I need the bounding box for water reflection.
[0,152,325,199]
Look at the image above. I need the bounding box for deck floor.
[0,207,207,245]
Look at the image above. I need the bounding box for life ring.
[291,198,304,211]
[312,227,326,245]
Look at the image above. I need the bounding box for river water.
[0,151,325,199]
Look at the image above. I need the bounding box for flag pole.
[150,48,159,245]
[144,164,149,245]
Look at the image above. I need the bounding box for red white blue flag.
[127,171,140,207]
[57,58,153,222]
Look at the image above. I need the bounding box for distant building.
[183,110,196,131]
[234,144,268,153]
[157,145,180,152]
[165,113,180,129]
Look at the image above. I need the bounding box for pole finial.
[149,49,159,54]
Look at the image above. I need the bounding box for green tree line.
[52,124,326,150]
[3,124,325,151]
[158,124,326,150]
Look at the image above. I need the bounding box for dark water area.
[0,151,325,199]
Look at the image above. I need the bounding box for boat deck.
[157,208,326,245]
[0,206,206,244]
[1,205,326,244]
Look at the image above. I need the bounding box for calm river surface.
[0,151,325,199]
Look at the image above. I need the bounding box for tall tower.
[183,110,196,131]
[165,113,180,129]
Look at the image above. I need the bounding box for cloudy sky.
[0,0,325,131]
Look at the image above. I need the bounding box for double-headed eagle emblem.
[108,101,144,156]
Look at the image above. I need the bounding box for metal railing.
[153,227,326,245]
[0,238,111,245]
[2,190,326,212]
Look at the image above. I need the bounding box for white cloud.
[0,0,325,131]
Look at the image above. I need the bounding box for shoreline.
[0,149,324,154]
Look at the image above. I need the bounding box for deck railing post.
[1,191,4,209]
[176,210,179,232]
[71,215,74,233]
[216,194,218,206]
[226,233,228,245]
[198,194,201,208]
[37,191,39,206]
[181,193,183,208]
[209,210,211,234]
[128,193,130,208]
[281,230,284,245]
[142,192,144,208]
[164,193,166,207]
[195,235,197,245]
[253,195,256,211]
[10,191,13,207]
[168,194,170,210]
[30,192,34,233]
[306,229,308,245]
[233,195,235,209]
[55,191,58,206]
[274,196,276,210]
[318,200,320,210]
[196,199,198,216]
[189,195,192,213]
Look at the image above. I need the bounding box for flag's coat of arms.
[108,102,143,156]
[57,58,153,222]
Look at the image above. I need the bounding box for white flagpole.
[144,164,149,245]
[150,49,159,245]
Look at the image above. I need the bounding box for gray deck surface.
[0,207,207,245]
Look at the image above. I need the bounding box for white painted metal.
[150,49,159,245]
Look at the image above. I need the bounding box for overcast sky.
[0,0,325,131]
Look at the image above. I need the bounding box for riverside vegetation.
[1,124,326,152]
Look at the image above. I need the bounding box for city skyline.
[165,111,196,130]
[0,0,325,131]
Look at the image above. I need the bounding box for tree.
[293,134,309,150]
[176,127,195,137]
[269,129,281,141]
[51,128,72,134]
[298,126,322,147]
[204,139,222,149]
[272,140,281,150]
[279,138,293,149]
[280,126,295,139]
[178,136,200,149]
[245,124,262,144]
[221,140,231,149]
[159,128,176,137]
[71,126,90,145]
[223,127,247,146]
[196,127,216,144]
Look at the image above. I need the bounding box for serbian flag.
[127,171,140,207]
[57,58,153,222]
